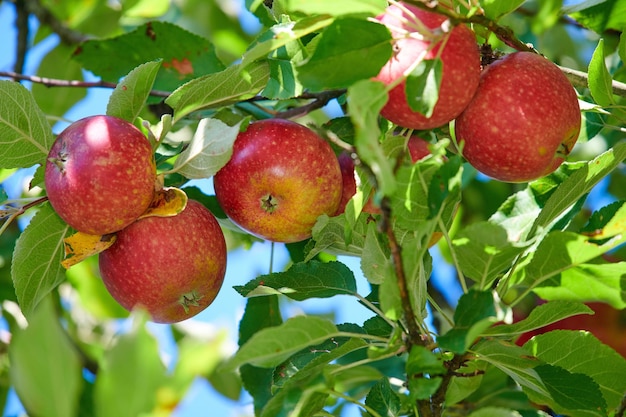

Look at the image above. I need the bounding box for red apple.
[213,119,343,243]
[334,152,358,216]
[455,52,581,182]
[99,199,227,323]
[374,2,481,130]
[45,115,156,235]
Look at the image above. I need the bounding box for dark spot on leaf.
[146,22,156,41]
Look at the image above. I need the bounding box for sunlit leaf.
[106,60,162,123]
[224,316,340,370]
[587,39,615,107]
[0,81,54,169]
[348,80,396,197]
[529,142,626,238]
[481,0,525,19]
[511,230,626,288]
[533,262,626,309]
[484,301,593,337]
[281,0,387,16]
[170,118,241,179]
[166,61,270,123]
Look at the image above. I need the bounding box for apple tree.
[1,0,626,416]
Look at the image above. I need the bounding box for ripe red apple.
[45,115,156,235]
[334,152,358,216]
[455,52,581,182]
[99,199,227,323]
[374,2,481,130]
[213,119,343,243]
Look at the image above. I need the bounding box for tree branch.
[0,71,171,97]
[14,0,29,74]
[559,65,626,98]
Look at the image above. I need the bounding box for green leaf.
[567,0,626,33]
[588,39,615,106]
[281,0,387,16]
[526,330,626,411]
[533,262,626,309]
[272,323,367,390]
[533,364,606,417]
[305,211,369,260]
[365,378,402,417]
[438,290,503,354]
[453,222,528,289]
[529,142,626,238]
[298,18,392,90]
[261,336,367,417]
[405,58,442,118]
[224,316,340,370]
[73,21,225,94]
[348,80,396,197]
[106,60,162,123]
[166,61,270,123]
[234,260,357,300]
[11,203,70,318]
[484,301,594,337]
[471,339,549,407]
[481,0,525,19]
[94,312,167,417]
[238,296,283,415]
[468,408,534,417]
[0,81,54,169]
[241,16,333,66]
[406,345,446,375]
[361,222,393,285]
[580,200,626,239]
[170,118,241,179]
[9,297,83,417]
[511,230,626,289]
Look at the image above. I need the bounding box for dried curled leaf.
[62,232,117,269]
[138,187,188,220]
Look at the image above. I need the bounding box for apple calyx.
[260,194,279,213]
[179,290,204,314]
[48,143,68,173]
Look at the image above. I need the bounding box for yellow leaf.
[138,187,188,220]
[62,232,117,269]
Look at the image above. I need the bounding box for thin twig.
[559,65,626,98]
[273,90,346,119]
[0,71,172,97]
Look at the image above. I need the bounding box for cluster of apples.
[374,2,582,182]
[43,2,582,323]
[45,115,227,323]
